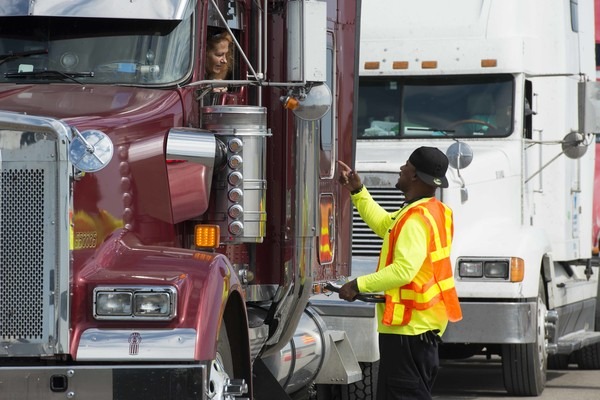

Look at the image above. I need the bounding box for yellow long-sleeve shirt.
[352,187,449,335]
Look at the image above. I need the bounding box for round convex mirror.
[69,129,114,172]
[446,141,474,170]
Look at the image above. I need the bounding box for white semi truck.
[354,0,600,395]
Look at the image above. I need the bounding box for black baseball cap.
[408,146,449,188]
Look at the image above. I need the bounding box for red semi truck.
[0,1,366,399]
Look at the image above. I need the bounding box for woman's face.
[206,40,230,79]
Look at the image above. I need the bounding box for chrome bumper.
[442,301,537,344]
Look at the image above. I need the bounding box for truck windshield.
[358,74,514,139]
[0,16,192,85]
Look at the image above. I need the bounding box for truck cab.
[0,1,364,399]
[355,0,600,396]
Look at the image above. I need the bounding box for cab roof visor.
[2,0,196,20]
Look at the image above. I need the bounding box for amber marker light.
[281,96,300,111]
[481,59,498,68]
[510,257,525,282]
[364,61,380,70]
[421,60,438,69]
[393,61,409,70]
[194,224,220,249]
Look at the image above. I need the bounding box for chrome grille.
[352,187,405,256]
[0,168,45,339]
[0,115,72,357]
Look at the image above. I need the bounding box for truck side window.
[320,32,335,178]
[524,80,533,139]
[205,29,234,81]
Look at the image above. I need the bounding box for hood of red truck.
[0,84,183,133]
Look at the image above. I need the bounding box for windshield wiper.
[4,70,94,84]
[0,49,49,66]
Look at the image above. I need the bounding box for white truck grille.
[351,187,404,256]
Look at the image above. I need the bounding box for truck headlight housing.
[484,260,509,279]
[94,286,177,320]
[457,258,522,281]
[458,260,483,277]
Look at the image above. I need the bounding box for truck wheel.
[575,343,600,369]
[501,281,547,396]
[342,361,379,400]
[547,354,570,370]
[207,322,235,399]
[313,361,378,400]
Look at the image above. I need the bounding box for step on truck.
[0,1,374,399]
[355,0,600,396]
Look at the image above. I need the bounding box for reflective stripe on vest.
[381,198,462,326]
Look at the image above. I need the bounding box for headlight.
[94,286,177,320]
[484,260,509,279]
[457,258,514,280]
[96,292,132,316]
[458,260,483,277]
[134,292,171,317]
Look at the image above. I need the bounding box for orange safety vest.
[381,198,462,326]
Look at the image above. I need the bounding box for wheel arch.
[222,289,252,388]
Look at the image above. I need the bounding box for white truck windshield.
[0,16,192,85]
[358,74,514,139]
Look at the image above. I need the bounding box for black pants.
[376,332,439,400]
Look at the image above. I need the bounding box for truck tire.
[575,343,600,369]
[342,361,379,400]
[547,354,570,370]
[207,322,235,399]
[314,361,378,400]
[501,280,547,396]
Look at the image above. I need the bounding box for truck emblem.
[128,332,142,355]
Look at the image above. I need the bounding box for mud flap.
[314,330,362,384]
[252,357,293,400]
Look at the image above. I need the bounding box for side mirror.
[446,141,473,170]
[446,141,473,204]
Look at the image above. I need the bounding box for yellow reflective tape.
[400,277,456,304]
[431,245,451,262]
[421,206,451,262]
[444,206,453,239]
[437,276,455,291]
[388,289,401,302]
[400,288,415,300]
[421,207,442,250]
[393,303,406,324]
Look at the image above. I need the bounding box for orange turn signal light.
[510,257,525,282]
[194,224,220,249]
[282,96,300,111]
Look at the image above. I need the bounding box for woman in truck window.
[205,30,233,81]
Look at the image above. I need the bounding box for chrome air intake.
[201,106,269,243]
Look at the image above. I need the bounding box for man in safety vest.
[338,146,462,400]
